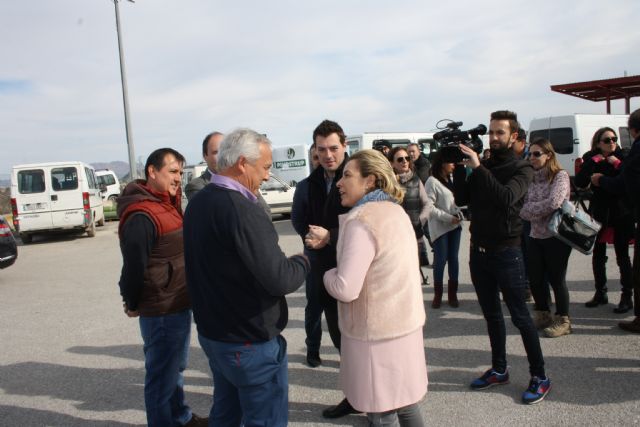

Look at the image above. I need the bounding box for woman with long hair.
[424,151,463,308]
[388,146,430,266]
[574,127,634,313]
[324,149,427,426]
[520,138,572,337]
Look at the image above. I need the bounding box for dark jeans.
[633,225,640,316]
[432,227,462,284]
[139,309,193,427]
[526,236,572,316]
[367,402,424,427]
[308,265,341,352]
[304,252,323,353]
[469,245,546,378]
[198,334,289,427]
[592,224,634,295]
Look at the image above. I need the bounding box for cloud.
[1,0,639,176]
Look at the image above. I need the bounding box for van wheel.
[86,221,96,237]
[108,195,118,203]
[20,233,33,244]
[97,216,105,227]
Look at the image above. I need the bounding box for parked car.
[10,161,105,243]
[0,216,17,269]
[95,169,122,201]
[260,173,294,216]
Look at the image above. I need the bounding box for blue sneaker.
[522,376,551,404]
[470,368,509,390]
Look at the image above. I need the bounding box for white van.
[272,144,311,186]
[528,114,631,178]
[95,169,122,201]
[346,132,437,157]
[10,161,105,243]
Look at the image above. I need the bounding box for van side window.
[530,128,574,155]
[97,173,116,186]
[85,168,97,189]
[17,170,46,194]
[51,167,79,191]
[346,140,359,155]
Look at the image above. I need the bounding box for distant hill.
[91,161,134,179]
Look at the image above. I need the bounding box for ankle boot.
[543,315,571,338]
[613,292,633,314]
[432,282,443,309]
[585,290,608,308]
[447,280,459,308]
[533,310,553,330]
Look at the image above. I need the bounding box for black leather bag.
[548,200,601,255]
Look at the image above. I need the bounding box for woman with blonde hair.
[324,149,427,426]
[520,138,572,338]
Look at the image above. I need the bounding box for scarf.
[354,189,396,208]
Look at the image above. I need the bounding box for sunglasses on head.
[528,151,545,158]
[600,136,618,144]
[395,156,410,163]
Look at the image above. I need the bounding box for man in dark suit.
[185,132,224,201]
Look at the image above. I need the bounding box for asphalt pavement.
[0,219,638,426]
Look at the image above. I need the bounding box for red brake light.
[10,198,19,230]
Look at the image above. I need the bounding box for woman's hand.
[305,225,330,249]
[607,155,619,164]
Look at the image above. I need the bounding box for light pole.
[113,0,137,180]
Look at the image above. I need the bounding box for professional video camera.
[433,120,487,163]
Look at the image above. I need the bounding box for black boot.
[585,290,608,307]
[432,282,443,309]
[322,398,361,418]
[614,292,633,314]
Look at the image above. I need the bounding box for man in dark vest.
[117,148,206,427]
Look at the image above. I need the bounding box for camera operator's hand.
[459,144,480,169]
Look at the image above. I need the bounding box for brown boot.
[447,280,459,308]
[533,310,553,330]
[618,316,640,333]
[543,315,571,338]
[432,282,443,309]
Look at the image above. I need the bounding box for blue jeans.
[432,227,462,284]
[139,309,193,427]
[469,245,546,378]
[198,334,289,427]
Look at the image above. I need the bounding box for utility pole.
[114,0,137,180]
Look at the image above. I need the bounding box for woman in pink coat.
[323,149,427,426]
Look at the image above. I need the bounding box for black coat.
[574,147,632,228]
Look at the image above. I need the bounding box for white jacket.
[425,176,462,241]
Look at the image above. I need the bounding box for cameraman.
[453,110,551,405]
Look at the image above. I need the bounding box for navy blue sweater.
[183,183,309,343]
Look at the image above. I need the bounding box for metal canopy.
[550,75,640,113]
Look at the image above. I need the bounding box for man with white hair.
[183,128,309,426]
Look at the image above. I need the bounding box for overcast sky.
[1,0,639,177]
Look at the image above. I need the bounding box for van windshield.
[529,128,574,154]
[51,167,78,191]
[17,170,46,194]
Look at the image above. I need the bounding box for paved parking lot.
[0,219,638,426]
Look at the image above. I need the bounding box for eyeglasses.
[395,156,410,163]
[528,151,545,158]
[600,136,618,144]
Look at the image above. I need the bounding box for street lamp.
[113,0,137,180]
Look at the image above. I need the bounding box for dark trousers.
[592,224,634,295]
[308,266,341,352]
[470,245,546,378]
[526,236,572,316]
[634,225,640,316]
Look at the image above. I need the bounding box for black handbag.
[548,200,601,255]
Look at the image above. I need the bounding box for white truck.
[528,114,631,178]
[10,161,105,243]
[345,132,437,157]
[271,144,311,186]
